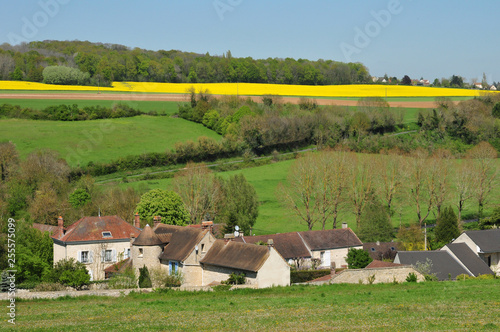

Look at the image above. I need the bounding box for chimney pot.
[342,222,348,229]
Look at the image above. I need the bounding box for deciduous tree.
[172,163,223,224]
[220,174,258,236]
[136,189,189,226]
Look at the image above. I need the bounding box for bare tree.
[429,149,452,218]
[278,151,350,231]
[466,142,498,218]
[404,148,434,226]
[453,159,477,223]
[374,151,404,225]
[347,154,374,229]
[172,162,223,224]
[277,153,320,230]
[317,150,349,229]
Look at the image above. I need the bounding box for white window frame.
[101,249,117,263]
[78,250,93,264]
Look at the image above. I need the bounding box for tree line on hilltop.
[0,40,371,86]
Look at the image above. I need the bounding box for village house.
[51,215,141,281]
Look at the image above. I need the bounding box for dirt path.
[0,93,438,108]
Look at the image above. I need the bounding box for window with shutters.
[81,251,89,263]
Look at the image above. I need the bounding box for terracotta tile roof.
[157,233,172,243]
[237,233,311,260]
[158,226,207,262]
[463,229,500,253]
[298,228,362,251]
[104,257,132,274]
[200,240,270,272]
[308,274,333,283]
[365,260,403,269]
[32,223,59,235]
[133,224,163,246]
[53,216,140,242]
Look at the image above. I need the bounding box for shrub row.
[290,269,331,284]
[0,103,159,121]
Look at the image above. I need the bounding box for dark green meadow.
[5,279,500,331]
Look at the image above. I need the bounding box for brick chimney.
[134,212,140,228]
[58,216,64,234]
[154,216,161,229]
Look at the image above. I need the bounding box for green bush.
[346,248,373,269]
[290,269,330,283]
[150,268,183,288]
[138,266,152,288]
[108,268,137,290]
[222,273,246,285]
[46,258,90,290]
[406,272,418,283]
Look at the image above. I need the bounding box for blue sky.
[1,0,499,83]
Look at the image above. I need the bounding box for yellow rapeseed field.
[0,80,495,98]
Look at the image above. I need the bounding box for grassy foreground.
[5,279,500,331]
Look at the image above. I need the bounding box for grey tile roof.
[237,233,311,260]
[443,243,493,277]
[464,229,500,253]
[395,251,470,280]
[298,228,362,251]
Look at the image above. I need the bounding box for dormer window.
[102,231,112,238]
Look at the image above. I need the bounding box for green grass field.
[0,115,221,167]
[0,99,180,115]
[7,279,500,331]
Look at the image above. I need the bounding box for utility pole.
[424,223,427,251]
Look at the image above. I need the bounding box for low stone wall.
[0,288,150,300]
[0,284,260,300]
[330,266,425,284]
